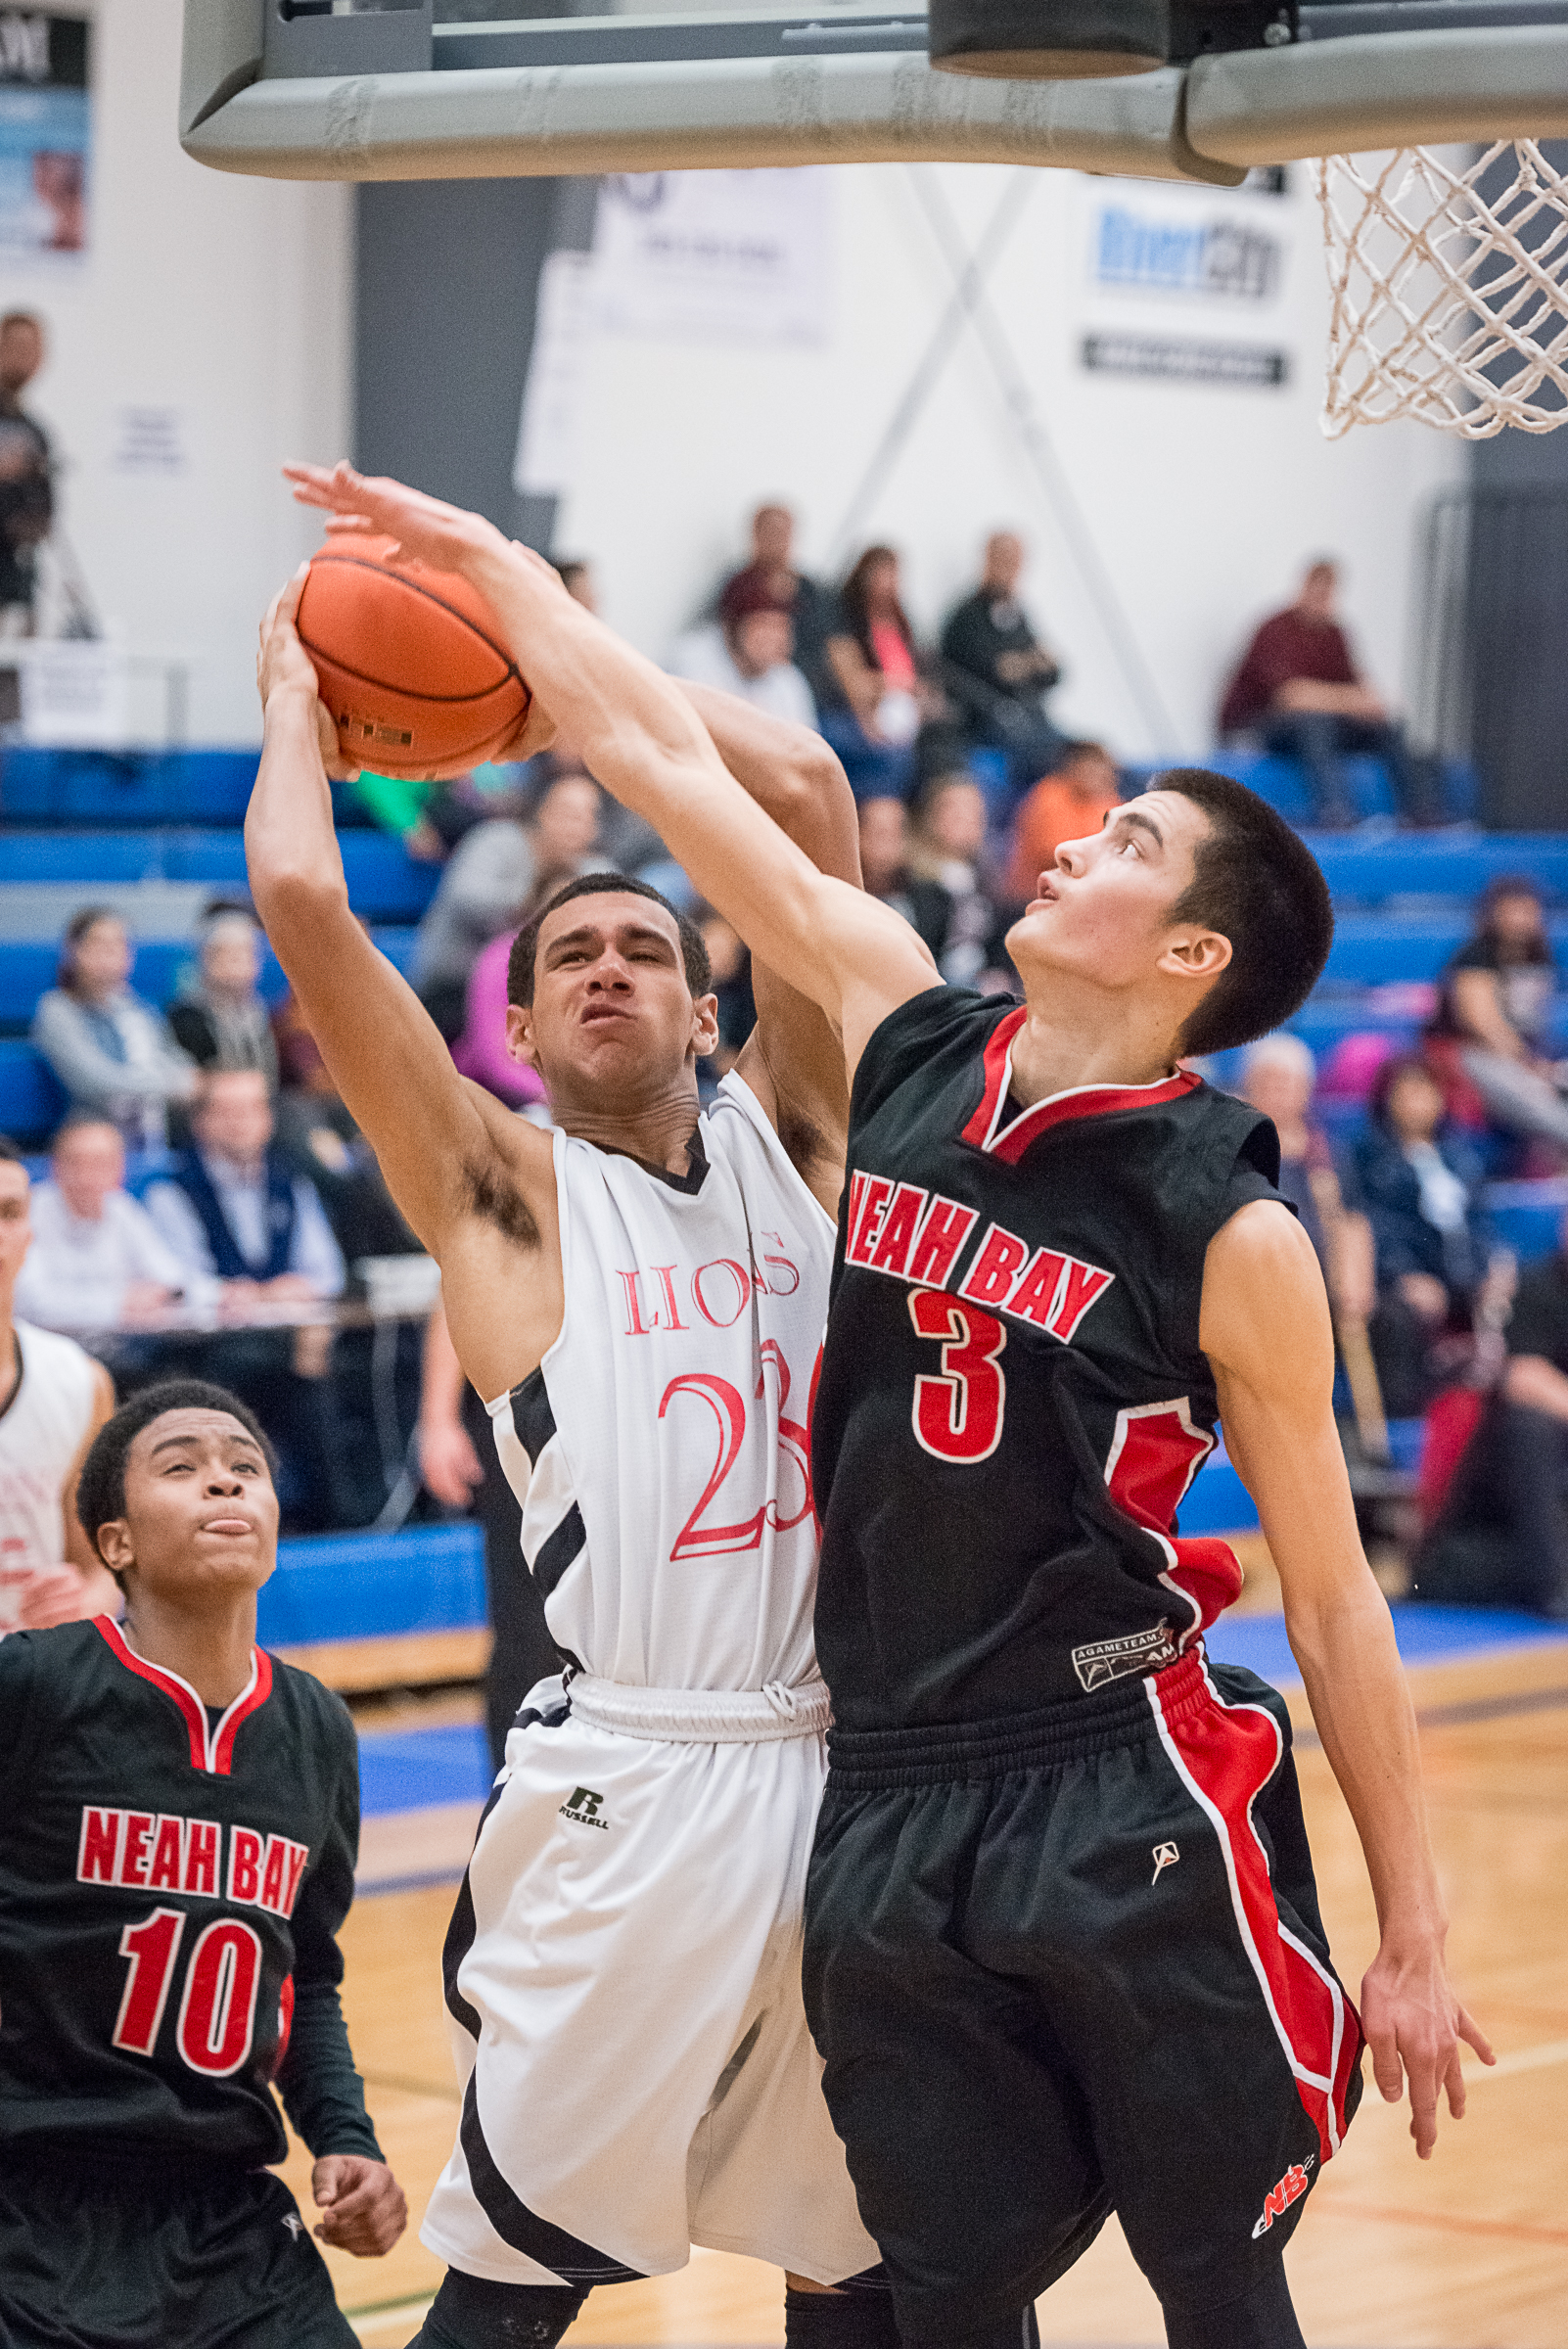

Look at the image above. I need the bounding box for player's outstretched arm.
[1201,1203,1495,2159]
[246,569,551,1253]
[283,463,939,1081]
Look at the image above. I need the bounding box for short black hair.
[1155,767,1333,1060]
[506,872,713,1008]
[0,1134,23,1166]
[76,1381,277,1574]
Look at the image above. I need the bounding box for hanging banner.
[591,169,831,348]
[0,9,89,258]
[1073,167,1296,394]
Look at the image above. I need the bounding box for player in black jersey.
[384,615,1493,2349]
[0,1379,405,2348]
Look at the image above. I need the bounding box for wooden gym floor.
[277,1623,1568,2349]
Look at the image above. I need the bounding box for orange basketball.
[296,534,531,780]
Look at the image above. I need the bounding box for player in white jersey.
[249,471,911,2349]
[0,1137,115,1631]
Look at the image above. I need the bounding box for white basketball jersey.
[488,1075,837,1692]
[0,1319,99,1580]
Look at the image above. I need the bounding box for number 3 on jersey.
[908,1288,1006,1463]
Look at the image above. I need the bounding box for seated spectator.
[1237,1036,1374,1324]
[1352,1056,1493,1417]
[31,906,197,1151]
[855,794,950,965]
[143,1069,346,1532]
[167,908,279,1088]
[940,530,1065,799]
[1219,559,1434,828]
[669,581,816,729]
[1413,1213,1568,1618]
[13,1115,183,1334]
[1424,875,1568,1155]
[906,772,1013,992]
[819,546,944,801]
[270,975,425,1265]
[412,771,605,1040]
[1006,741,1123,902]
[717,503,838,711]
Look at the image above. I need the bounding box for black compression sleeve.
[275,1979,383,2161]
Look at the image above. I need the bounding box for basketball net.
[1316,143,1568,438]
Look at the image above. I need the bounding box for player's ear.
[505,1001,540,1069]
[1160,928,1231,984]
[94,1518,133,1580]
[690,990,720,1060]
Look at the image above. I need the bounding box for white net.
[1317,143,1568,438]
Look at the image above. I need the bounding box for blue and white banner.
[0,9,89,260]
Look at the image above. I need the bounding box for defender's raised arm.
[283,463,939,1079]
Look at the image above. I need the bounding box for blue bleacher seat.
[0,1040,67,1141]
[0,749,262,826]
[1,827,438,923]
[255,1521,485,1648]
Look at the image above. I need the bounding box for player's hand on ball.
[1360,1940,1495,2159]
[257,567,360,782]
[285,458,503,578]
[310,2155,407,2256]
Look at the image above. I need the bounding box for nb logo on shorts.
[1150,1841,1179,1884]
[559,1785,609,1830]
[282,2214,303,2241]
[1250,2156,1314,2237]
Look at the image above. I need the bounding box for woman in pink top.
[451,929,549,1113]
[822,546,945,800]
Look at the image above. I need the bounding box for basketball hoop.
[1317,143,1568,439]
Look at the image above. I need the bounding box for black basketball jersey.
[811,988,1285,1728]
[0,1617,372,2168]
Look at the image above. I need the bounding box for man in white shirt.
[0,1138,115,1630]
[14,1115,184,1334]
[670,579,817,730]
[143,1070,346,1531]
[144,1070,346,1313]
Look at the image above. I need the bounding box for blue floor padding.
[358,1722,493,1818]
[257,1521,485,1648]
[1206,1602,1567,1688]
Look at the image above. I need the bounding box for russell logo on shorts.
[559,1786,609,1830]
[1251,2155,1314,2237]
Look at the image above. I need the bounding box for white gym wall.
[0,0,352,745]
[550,161,1464,760]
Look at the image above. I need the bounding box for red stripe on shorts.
[1146,1658,1360,2166]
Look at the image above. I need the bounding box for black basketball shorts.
[803,1649,1363,2340]
[0,2153,357,2349]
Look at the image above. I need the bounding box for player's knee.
[406,2272,587,2349]
[785,2267,901,2349]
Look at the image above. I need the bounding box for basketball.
[295,534,530,779]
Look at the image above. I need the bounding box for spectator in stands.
[412,772,604,1040]
[0,311,54,630]
[855,794,949,965]
[1412,1212,1568,1618]
[940,530,1064,798]
[1219,559,1433,827]
[1353,1055,1493,1416]
[669,578,816,728]
[1006,741,1123,902]
[820,546,942,801]
[13,1114,183,1336]
[168,909,279,1089]
[906,771,1013,991]
[1425,876,1568,1153]
[143,1069,346,1533]
[717,504,837,712]
[451,933,550,1115]
[0,1136,115,1630]
[271,970,425,1267]
[1238,1036,1374,1324]
[32,907,197,1152]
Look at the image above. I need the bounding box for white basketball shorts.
[420,1675,880,2289]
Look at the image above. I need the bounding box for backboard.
[183,0,1568,189]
